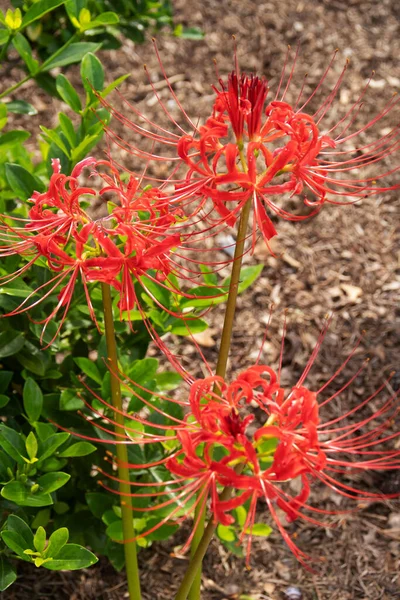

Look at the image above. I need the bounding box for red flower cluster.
[103,45,400,246]
[78,328,399,565]
[0,158,189,344]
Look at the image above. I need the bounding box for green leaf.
[235,505,247,528]
[37,432,70,463]
[5,515,34,548]
[59,113,77,147]
[81,52,104,92]
[1,531,31,559]
[154,371,182,391]
[33,526,46,553]
[73,357,102,384]
[0,556,16,591]
[101,73,129,98]
[0,130,30,149]
[16,343,47,376]
[37,471,70,493]
[56,74,82,112]
[0,395,9,408]
[44,544,98,570]
[169,318,208,336]
[58,442,96,457]
[0,371,12,393]
[81,11,119,30]
[43,527,68,558]
[200,264,218,286]
[223,264,264,296]
[59,389,83,411]
[41,42,102,71]
[21,0,66,28]
[31,508,51,529]
[5,100,38,115]
[0,30,10,47]
[245,523,272,537]
[70,133,102,163]
[85,492,114,519]
[127,358,158,384]
[5,163,44,200]
[23,378,43,422]
[174,25,204,40]
[0,424,26,463]
[180,286,226,309]
[0,103,7,130]
[217,524,236,542]
[25,431,38,461]
[40,126,70,157]
[1,481,53,507]
[12,33,39,74]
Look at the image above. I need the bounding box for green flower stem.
[176,471,243,600]
[101,283,142,600]
[187,197,252,600]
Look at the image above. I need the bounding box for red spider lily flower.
[101,42,400,248]
[0,158,212,344]
[68,323,400,567]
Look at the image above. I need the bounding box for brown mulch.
[1,0,400,598]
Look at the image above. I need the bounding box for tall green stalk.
[187,198,252,600]
[101,283,142,600]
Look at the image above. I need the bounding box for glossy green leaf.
[5,163,44,200]
[21,0,66,28]
[12,33,39,74]
[0,394,9,408]
[0,371,12,393]
[85,492,115,519]
[0,103,7,130]
[101,73,129,97]
[154,371,182,391]
[217,524,236,542]
[81,52,104,91]
[169,318,208,336]
[73,357,102,384]
[5,515,34,548]
[41,42,102,71]
[58,442,96,457]
[0,130,30,149]
[59,113,77,147]
[25,431,38,461]
[5,100,38,115]
[245,523,273,537]
[127,358,158,383]
[0,556,16,591]
[0,424,26,463]
[56,74,82,112]
[1,481,53,507]
[37,471,70,493]
[0,30,10,47]
[37,432,70,463]
[59,389,83,411]
[70,133,102,163]
[81,11,119,30]
[43,527,68,558]
[33,526,46,553]
[23,377,43,422]
[31,508,51,529]
[1,531,31,559]
[44,544,98,570]
[223,264,264,295]
[16,343,47,376]
[40,126,70,157]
